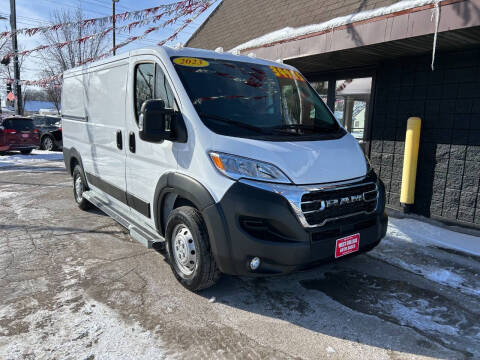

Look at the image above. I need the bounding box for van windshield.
[172,57,344,141]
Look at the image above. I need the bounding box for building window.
[311,76,373,144]
[335,77,372,141]
[311,80,328,105]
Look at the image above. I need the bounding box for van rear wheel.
[73,165,92,210]
[165,206,220,291]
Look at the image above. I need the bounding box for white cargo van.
[62,46,387,291]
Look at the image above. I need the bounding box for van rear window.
[4,118,34,131]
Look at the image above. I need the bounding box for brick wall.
[187,0,403,50]
[370,47,480,226]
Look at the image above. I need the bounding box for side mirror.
[139,99,175,143]
[138,99,188,143]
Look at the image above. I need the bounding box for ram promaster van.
[62,47,387,291]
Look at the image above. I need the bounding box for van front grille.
[300,182,377,227]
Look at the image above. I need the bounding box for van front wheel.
[165,206,220,291]
[73,165,92,211]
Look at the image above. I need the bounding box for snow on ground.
[369,217,480,298]
[231,0,440,51]
[0,150,64,168]
[385,299,459,336]
[388,217,480,256]
[0,262,168,360]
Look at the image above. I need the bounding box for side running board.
[82,190,164,248]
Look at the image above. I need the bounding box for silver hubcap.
[172,224,197,276]
[75,176,83,201]
[44,137,53,150]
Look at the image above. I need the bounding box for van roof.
[160,46,292,68]
[63,46,296,76]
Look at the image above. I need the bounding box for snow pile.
[388,217,480,256]
[231,0,441,52]
[0,150,63,168]
[392,259,480,296]
[366,217,480,298]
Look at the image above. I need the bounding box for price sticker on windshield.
[270,66,305,82]
[173,57,210,67]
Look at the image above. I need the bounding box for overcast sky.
[0,0,220,82]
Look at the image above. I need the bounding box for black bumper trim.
[204,178,387,276]
[86,172,151,218]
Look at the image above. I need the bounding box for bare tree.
[40,9,109,74]
[45,84,61,113]
[22,85,31,107]
[0,40,27,109]
[0,38,8,55]
[37,9,109,114]
[0,44,26,80]
[0,24,10,56]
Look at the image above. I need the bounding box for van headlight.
[209,151,291,184]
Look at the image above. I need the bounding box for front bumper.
[203,173,387,276]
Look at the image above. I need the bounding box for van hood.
[212,133,368,185]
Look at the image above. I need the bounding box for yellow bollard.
[400,117,422,205]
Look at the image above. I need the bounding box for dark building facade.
[186,0,480,227]
[372,48,480,225]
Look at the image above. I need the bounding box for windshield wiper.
[198,113,268,134]
[271,124,338,134]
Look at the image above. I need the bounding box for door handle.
[116,130,122,150]
[129,131,136,153]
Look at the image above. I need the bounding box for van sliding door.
[81,63,129,210]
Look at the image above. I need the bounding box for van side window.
[155,64,174,109]
[134,63,176,122]
[135,63,155,120]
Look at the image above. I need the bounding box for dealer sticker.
[173,57,210,67]
[269,65,305,82]
[335,233,360,258]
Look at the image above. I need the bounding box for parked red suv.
[0,117,40,154]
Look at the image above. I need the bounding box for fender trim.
[63,147,84,176]
[153,172,216,235]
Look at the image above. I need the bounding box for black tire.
[72,165,93,210]
[41,135,55,151]
[20,149,32,155]
[165,206,220,291]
